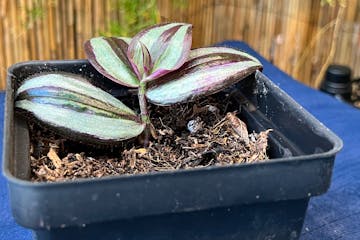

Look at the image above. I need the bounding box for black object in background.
[320,64,352,102]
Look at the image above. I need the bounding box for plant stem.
[138,81,150,147]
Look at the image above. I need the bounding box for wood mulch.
[30,96,271,182]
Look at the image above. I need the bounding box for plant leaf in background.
[127,23,192,81]
[15,73,145,143]
[146,47,263,106]
[84,37,139,88]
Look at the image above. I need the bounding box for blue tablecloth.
[1,41,359,240]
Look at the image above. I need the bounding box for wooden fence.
[0,0,359,90]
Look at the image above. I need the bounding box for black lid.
[325,64,351,84]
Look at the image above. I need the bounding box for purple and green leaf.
[84,37,139,88]
[127,23,192,81]
[127,39,153,79]
[15,73,145,142]
[146,47,263,106]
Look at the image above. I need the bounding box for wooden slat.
[203,0,214,47]
[0,1,5,89]
[19,0,29,61]
[83,0,92,55]
[213,0,235,44]
[92,0,104,36]
[47,1,56,58]
[3,2,13,70]
[66,0,75,58]
[10,1,19,63]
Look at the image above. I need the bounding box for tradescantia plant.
[15,23,262,146]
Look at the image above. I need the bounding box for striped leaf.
[146,47,263,106]
[15,73,145,143]
[127,39,152,79]
[84,37,140,88]
[127,23,192,81]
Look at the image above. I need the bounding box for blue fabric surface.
[1,41,359,239]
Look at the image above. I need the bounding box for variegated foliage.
[16,23,262,143]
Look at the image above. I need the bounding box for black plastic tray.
[3,60,342,240]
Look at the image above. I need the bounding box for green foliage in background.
[103,0,160,37]
[24,0,46,29]
[102,0,189,37]
[321,0,346,7]
[170,0,188,9]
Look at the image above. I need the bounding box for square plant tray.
[3,60,342,240]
